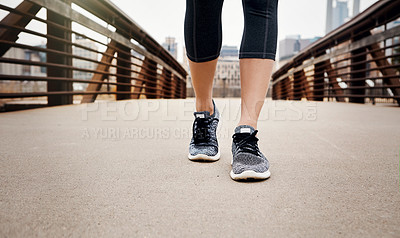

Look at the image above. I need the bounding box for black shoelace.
[193,117,215,144]
[232,130,260,156]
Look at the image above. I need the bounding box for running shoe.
[230,125,270,180]
[188,100,220,161]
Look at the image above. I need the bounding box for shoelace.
[232,130,260,156]
[192,117,216,144]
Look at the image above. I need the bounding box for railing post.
[280,77,289,100]
[156,71,164,99]
[116,39,131,100]
[81,41,117,103]
[162,69,172,99]
[302,72,313,100]
[272,82,278,100]
[313,56,326,101]
[293,70,305,100]
[143,58,158,99]
[272,79,284,100]
[132,57,158,99]
[368,42,400,105]
[182,78,187,98]
[288,75,294,100]
[349,47,366,103]
[171,75,178,99]
[46,0,72,106]
[159,68,169,98]
[175,77,184,99]
[324,60,345,102]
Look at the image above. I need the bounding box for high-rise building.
[333,0,349,30]
[326,0,333,35]
[353,0,360,16]
[325,0,364,34]
[326,0,349,34]
[162,37,178,60]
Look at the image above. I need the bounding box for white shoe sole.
[188,151,220,161]
[230,169,271,180]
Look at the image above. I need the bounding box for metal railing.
[0,0,187,110]
[272,0,400,106]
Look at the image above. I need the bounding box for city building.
[162,37,178,60]
[214,57,240,87]
[186,45,241,97]
[278,35,320,64]
[220,45,239,58]
[326,0,361,34]
[73,35,98,91]
[353,0,360,16]
[182,46,189,72]
[326,0,334,34]
[332,0,349,32]
[0,46,46,94]
[326,0,348,34]
[214,45,240,93]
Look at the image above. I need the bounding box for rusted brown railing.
[272,0,400,106]
[0,0,187,111]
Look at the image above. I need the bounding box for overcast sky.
[110,0,378,61]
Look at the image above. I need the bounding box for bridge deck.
[0,99,399,237]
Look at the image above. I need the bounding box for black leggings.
[184,0,278,63]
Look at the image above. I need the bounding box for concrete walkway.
[0,98,399,237]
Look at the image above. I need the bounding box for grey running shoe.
[230,125,270,180]
[188,100,220,161]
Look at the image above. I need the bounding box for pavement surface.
[0,98,399,237]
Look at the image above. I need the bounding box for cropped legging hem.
[187,52,276,62]
[186,52,221,63]
[184,0,278,63]
[239,52,276,61]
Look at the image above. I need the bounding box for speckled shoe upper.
[231,125,269,174]
[189,100,219,157]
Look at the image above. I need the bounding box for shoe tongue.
[194,111,210,119]
[235,125,256,134]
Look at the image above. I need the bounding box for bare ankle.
[196,100,214,115]
[237,120,257,130]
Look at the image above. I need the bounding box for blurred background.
[0,0,399,111]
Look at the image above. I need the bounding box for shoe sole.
[188,151,220,161]
[230,169,271,180]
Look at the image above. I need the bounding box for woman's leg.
[184,0,224,113]
[238,58,274,129]
[188,59,218,114]
[185,0,224,161]
[239,0,278,129]
[230,0,278,180]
